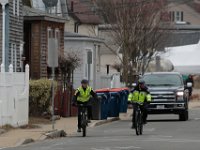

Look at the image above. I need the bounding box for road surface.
[4,108,200,150]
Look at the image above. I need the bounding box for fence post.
[25,64,29,125]
[9,64,13,73]
[1,64,5,73]
[25,64,29,86]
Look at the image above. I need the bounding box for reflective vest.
[128,90,152,103]
[77,86,92,102]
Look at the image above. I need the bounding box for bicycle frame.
[78,104,88,137]
[133,102,144,135]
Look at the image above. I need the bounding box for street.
[3,108,200,150]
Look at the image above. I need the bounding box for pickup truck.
[142,72,190,121]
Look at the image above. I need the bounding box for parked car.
[142,72,190,121]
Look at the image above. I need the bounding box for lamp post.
[1,0,8,72]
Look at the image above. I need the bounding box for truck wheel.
[179,110,189,121]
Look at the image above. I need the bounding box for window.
[13,0,20,16]
[55,29,60,55]
[31,0,62,16]
[85,50,93,81]
[48,28,54,38]
[170,11,184,22]
[13,0,15,15]
[17,0,19,16]
[11,43,17,72]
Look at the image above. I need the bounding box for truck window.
[143,74,183,87]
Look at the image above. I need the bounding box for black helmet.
[81,79,89,84]
[138,79,145,84]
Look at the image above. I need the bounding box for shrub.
[29,79,57,116]
[194,76,200,89]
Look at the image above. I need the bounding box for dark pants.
[77,102,92,129]
[132,104,148,126]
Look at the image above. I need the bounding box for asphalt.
[3,108,200,150]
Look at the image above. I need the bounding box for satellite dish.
[42,0,58,7]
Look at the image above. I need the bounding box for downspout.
[1,0,8,72]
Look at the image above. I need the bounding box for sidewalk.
[0,116,123,148]
[0,117,73,148]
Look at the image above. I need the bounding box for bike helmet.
[81,79,89,84]
[138,79,145,84]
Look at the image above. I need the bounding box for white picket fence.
[0,64,29,127]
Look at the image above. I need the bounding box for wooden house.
[23,4,66,79]
[0,0,23,72]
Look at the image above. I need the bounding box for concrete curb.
[39,130,67,141]
[15,138,35,147]
[90,117,120,128]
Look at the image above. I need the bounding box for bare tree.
[97,0,170,85]
[59,51,81,90]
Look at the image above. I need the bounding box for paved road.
[4,108,200,150]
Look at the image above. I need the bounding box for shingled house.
[22,0,66,79]
[0,0,23,72]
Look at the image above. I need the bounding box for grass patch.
[1,124,15,131]
[29,117,51,125]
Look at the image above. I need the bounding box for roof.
[23,6,66,23]
[174,66,200,74]
[64,32,103,43]
[144,72,181,75]
[157,24,200,49]
[67,0,102,24]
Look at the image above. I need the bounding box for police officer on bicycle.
[128,80,151,128]
[73,79,97,132]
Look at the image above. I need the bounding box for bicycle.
[78,104,88,137]
[133,102,144,136]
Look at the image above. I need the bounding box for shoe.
[87,120,91,123]
[77,128,81,132]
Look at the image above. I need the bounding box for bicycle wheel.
[135,110,140,136]
[82,126,86,137]
[82,113,87,137]
[139,113,143,135]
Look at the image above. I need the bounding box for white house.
[64,32,103,89]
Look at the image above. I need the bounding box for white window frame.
[84,49,93,82]
[11,43,17,72]
[17,0,19,16]
[175,11,183,22]
[55,29,60,55]
[13,0,16,15]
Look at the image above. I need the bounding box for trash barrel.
[109,92,120,117]
[92,93,108,120]
[110,88,129,113]
[95,89,110,120]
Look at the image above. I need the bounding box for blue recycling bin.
[110,88,129,113]
[122,90,129,113]
[108,92,120,117]
[98,93,109,120]
[95,89,110,120]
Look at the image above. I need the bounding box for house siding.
[168,2,200,25]
[31,22,41,79]
[40,21,64,78]
[0,0,23,71]
[0,6,2,64]
[24,20,64,79]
